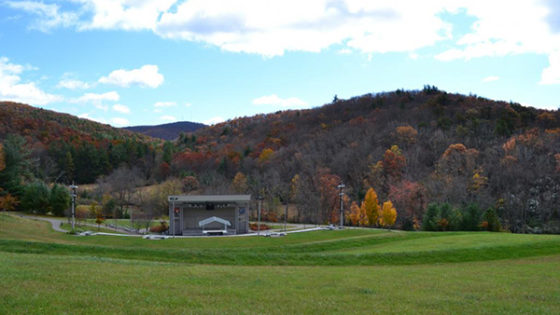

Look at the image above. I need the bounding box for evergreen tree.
[50,184,70,216]
[482,208,501,232]
[21,181,50,214]
[422,203,439,231]
[461,203,482,231]
[64,152,74,184]
[0,135,32,198]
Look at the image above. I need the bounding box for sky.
[0,0,559,127]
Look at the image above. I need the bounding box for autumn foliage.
[2,88,560,233]
[347,201,368,226]
[379,201,397,228]
[382,145,406,179]
[361,188,380,226]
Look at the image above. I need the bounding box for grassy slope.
[1,213,560,314]
[1,253,559,314]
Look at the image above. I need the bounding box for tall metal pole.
[70,183,78,230]
[172,199,175,238]
[257,197,262,235]
[338,183,345,228]
[284,202,288,232]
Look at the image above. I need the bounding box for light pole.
[284,201,288,232]
[257,195,264,235]
[70,183,78,230]
[337,183,345,228]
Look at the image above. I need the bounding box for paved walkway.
[16,214,134,234]
[26,215,68,232]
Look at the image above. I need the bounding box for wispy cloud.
[154,101,176,107]
[73,91,119,103]
[160,115,177,122]
[111,117,130,126]
[112,104,130,114]
[253,94,307,109]
[57,79,90,89]
[8,0,560,85]
[5,1,78,32]
[203,116,225,125]
[78,113,107,124]
[0,56,61,105]
[540,52,560,84]
[482,76,500,83]
[99,65,164,88]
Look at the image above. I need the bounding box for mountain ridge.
[124,121,206,140]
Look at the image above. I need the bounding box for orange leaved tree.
[348,201,369,226]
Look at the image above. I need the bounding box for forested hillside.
[167,87,560,233]
[124,121,206,140]
[0,101,161,192]
[1,87,559,233]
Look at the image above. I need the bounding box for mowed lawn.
[1,213,560,314]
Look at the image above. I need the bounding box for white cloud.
[160,115,177,122]
[482,76,500,83]
[433,0,560,84]
[6,0,456,56]
[57,79,90,90]
[154,0,455,57]
[0,56,61,105]
[252,94,307,109]
[99,65,164,88]
[185,102,192,107]
[436,0,558,61]
[9,1,560,83]
[540,52,560,84]
[5,1,78,32]
[78,113,107,124]
[79,0,177,31]
[112,103,130,114]
[154,101,176,107]
[95,104,109,111]
[203,116,225,125]
[111,117,130,126]
[73,91,119,103]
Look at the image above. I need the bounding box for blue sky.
[0,0,559,127]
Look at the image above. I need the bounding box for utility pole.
[70,183,78,230]
[172,198,175,238]
[257,195,263,235]
[337,183,345,229]
[284,202,288,232]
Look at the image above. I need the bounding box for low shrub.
[249,223,270,231]
[149,221,169,233]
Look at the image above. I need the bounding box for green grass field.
[1,213,559,314]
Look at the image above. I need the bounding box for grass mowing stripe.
[1,238,559,266]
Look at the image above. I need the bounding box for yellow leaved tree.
[361,187,379,226]
[379,200,397,229]
[231,172,248,193]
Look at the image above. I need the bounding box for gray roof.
[198,216,231,227]
[168,195,251,203]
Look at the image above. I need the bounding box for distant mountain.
[125,121,206,140]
